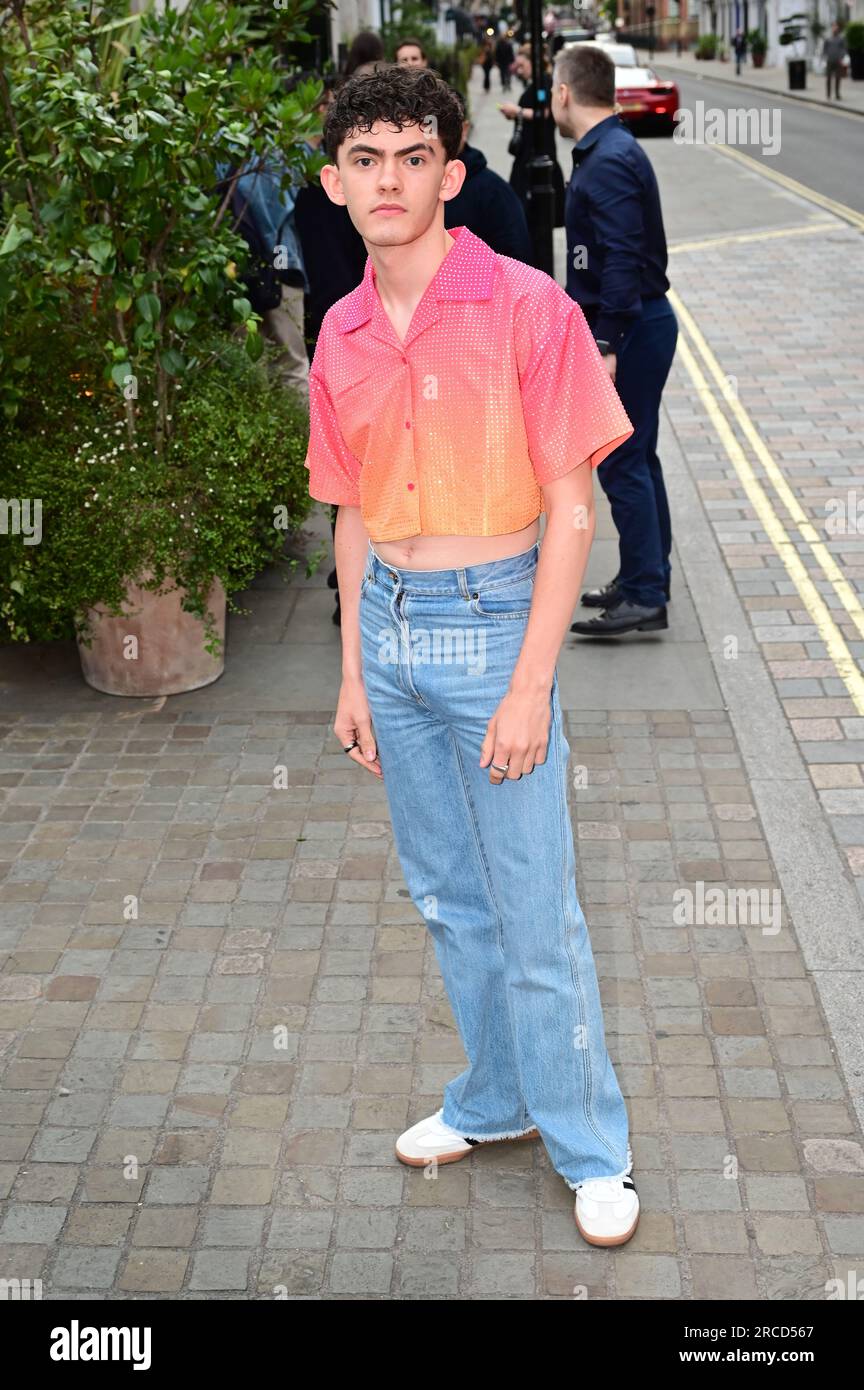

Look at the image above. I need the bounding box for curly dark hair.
[323,66,464,165]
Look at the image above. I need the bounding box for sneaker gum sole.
[395,1127,540,1168]
[574,1204,640,1247]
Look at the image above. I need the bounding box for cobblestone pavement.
[1,67,863,1300]
[658,167,864,909]
[0,702,860,1300]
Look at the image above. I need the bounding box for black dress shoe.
[571,599,668,636]
[581,576,622,608]
[582,576,671,608]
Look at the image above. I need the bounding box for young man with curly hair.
[304,65,639,1246]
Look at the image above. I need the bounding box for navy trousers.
[596,295,678,609]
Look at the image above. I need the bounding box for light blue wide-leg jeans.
[358,539,631,1189]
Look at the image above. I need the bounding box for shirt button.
[406,482,415,490]
[404,420,411,429]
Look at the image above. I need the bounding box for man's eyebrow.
[345,141,436,158]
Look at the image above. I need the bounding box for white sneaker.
[395,1108,539,1168]
[574,1175,640,1246]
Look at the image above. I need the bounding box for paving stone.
[52,1245,122,1289]
[754,1215,823,1255]
[690,1255,760,1300]
[614,1254,682,1299]
[327,1252,393,1294]
[132,1208,199,1247]
[118,1249,189,1293]
[64,1206,134,1245]
[144,1166,210,1205]
[0,1203,68,1243]
[188,1250,250,1291]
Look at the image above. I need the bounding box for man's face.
[320,120,465,246]
[397,45,426,68]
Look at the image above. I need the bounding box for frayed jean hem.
[453,1121,539,1142]
[563,1145,634,1191]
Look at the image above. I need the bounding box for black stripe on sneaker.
[463,1136,480,1146]
[623,1179,636,1190]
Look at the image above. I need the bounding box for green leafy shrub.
[0,0,327,660]
[1,336,315,654]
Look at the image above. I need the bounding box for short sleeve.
[517,290,634,486]
[304,368,362,506]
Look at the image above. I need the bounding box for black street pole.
[526,0,555,274]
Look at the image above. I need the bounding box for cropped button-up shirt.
[304,224,633,541]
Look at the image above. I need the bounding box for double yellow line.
[710,144,864,234]
[669,258,864,714]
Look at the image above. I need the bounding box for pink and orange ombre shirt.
[304,224,634,542]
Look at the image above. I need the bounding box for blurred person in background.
[823,22,847,101]
[479,31,495,91]
[444,87,533,262]
[395,36,429,69]
[294,72,369,626]
[221,137,310,402]
[344,30,386,79]
[495,29,515,89]
[499,44,566,229]
[732,29,747,77]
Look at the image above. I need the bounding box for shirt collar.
[571,113,622,166]
[337,225,497,334]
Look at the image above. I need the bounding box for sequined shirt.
[303,224,634,541]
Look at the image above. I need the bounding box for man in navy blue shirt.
[551,44,678,636]
[443,88,533,263]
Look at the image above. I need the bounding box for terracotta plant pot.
[752,51,766,67]
[76,575,226,697]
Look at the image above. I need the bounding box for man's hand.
[334,675,382,779]
[479,686,552,783]
[604,352,617,382]
[498,101,521,119]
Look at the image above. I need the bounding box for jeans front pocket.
[469,572,535,619]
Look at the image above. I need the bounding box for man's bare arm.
[332,505,382,777]
[333,504,368,682]
[478,462,596,782]
[509,461,596,697]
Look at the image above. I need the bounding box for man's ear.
[439,157,468,204]
[319,163,347,206]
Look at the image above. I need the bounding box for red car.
[567,41,680,136]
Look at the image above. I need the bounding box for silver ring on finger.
[491,762,510,773]
[343,740,359,754]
